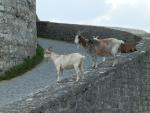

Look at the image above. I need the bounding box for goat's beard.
[45,58,49,62]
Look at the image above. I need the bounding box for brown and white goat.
[93,36,124,66]
[74,35,124,68]
[44,48,85,82]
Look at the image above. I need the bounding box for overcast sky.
[37,0,150,32]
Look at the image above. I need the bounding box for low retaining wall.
[0,35,150,113]
[36,21,141,44]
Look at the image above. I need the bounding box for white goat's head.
[44,47,53,58]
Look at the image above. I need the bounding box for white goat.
[44,48,85,82]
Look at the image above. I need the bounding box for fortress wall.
[0,0,37,73]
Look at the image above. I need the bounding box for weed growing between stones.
[0,44,44,81]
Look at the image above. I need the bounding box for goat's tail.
[119,40,124,44]
[93,37,99,41]
[82,55,85,59]
[80,55,85,61]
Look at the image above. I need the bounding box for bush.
[0,44,44,81]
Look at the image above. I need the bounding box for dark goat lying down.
[119,43,137,53]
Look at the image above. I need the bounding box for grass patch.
[0,44,44,81]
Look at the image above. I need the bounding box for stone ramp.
[0,36,150,113]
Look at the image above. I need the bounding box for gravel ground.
[0,38,105,107]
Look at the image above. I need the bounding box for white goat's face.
[74,35,79,44]
[44,49,52,58]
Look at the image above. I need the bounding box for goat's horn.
[76,31,82,35]
[76,29,88,35]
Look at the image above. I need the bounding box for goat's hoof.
[57,80,61,83]
[92,66,97,69]
[92,66,95,68]
[102,59,106,62]
[76,79,79,82]
[57,81,61,84]
[112,64,115,67]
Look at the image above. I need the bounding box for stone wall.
[37,21,141,44]
[0,0,37,73]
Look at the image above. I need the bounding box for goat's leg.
[60,69,63,78]
[74,65,80,81]
[102,57,106,62]
[92,59,95,68]
[112,55,118,67]
[94,56,98,68]
[56,66,61,82]
[112,47,119,67]
[79,61,84,79]
[92,56,97,68]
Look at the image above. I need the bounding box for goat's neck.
[50,52,60,61]
[80,37,87,48]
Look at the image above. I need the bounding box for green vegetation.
[0,44,44,81]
